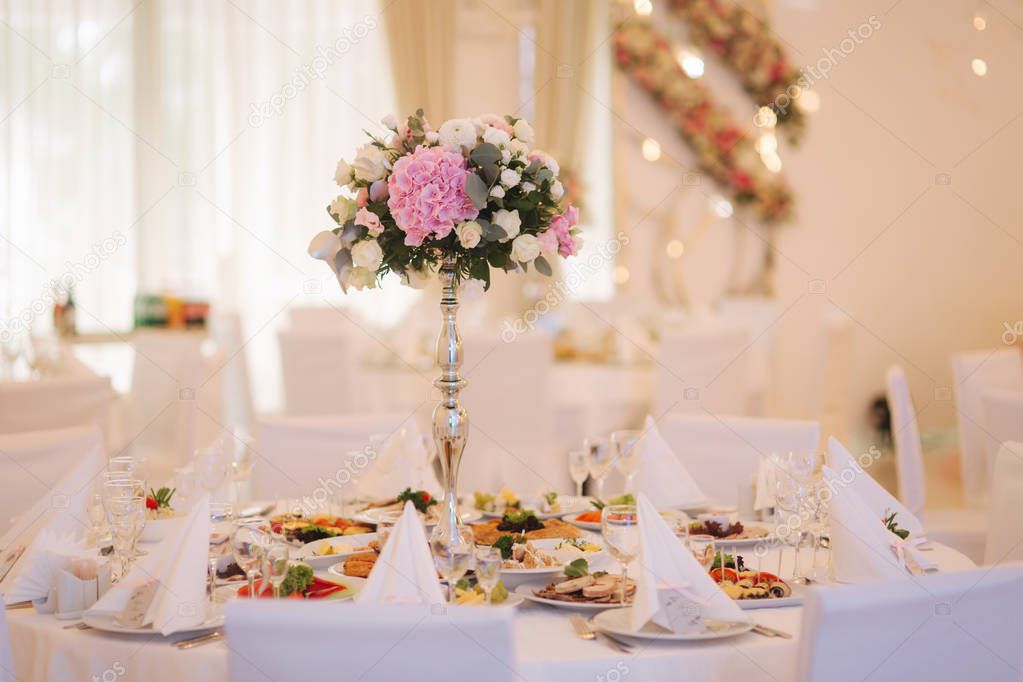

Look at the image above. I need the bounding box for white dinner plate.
[293,533,377,569]
[82,611,224,636]
[561,513,601,531]
[592,608,754,641]
[513,581,630,611]
[478,495,592,520]
[355,507,482,526]
[454,592,526,608]
[686,523,776,548]
[215,574,365,603]
[733,582,804,610]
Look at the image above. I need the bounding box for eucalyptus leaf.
[339,221,360,247]
[483,221,507,242]
[465,173,489,210]
[536,167,553,183]
[534,255,553,277]
[525,159,541,175]
[470,143,502,167]
[481,162,500,185]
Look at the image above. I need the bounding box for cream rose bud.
[500,169,521,188]
[511,234,541,263]
[522,181,536,193]
[348,266,377,290]
[381,114,399,130]
[501,149,512,164]
[507,139,529,157]
[334,159,352,186]
[351,239,384,270]
[492,208,521,241]
[513,119,534,145]
[438,118,477,151]
[352,143,388,182]
[489,185,506,199]
[456,220,483,248]
[483,126,510,147]
[330,195,358,224]
[425,131,439,143]
[551,180,565,200]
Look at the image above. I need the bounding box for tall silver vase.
[432,253,468,541]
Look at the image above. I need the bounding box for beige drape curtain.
[382,0,457,123]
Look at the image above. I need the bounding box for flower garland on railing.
[613,20,793,223]
[667,0,805,142]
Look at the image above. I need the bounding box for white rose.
[352,144,388,182]
[459,278,486,299]
[531,150,560,175]
[334,159,352,187]
[347,266,377,290]
[522,181,536,193]
[455,220,483,248]
[438,118,477,151]
[351,239,384,270]
[425,131,439,143]
[500,169,521,188]
[492,208,521,241]
[501,149,512,164]
[511,234,540,263]
[403,267,430,289]
[381,114,399,130]
[482,126,510,147]
[507,139,529,157]
[551,180,565,200]
[489,185,506,199]
[513,119,534,145]
[329,195,358,224]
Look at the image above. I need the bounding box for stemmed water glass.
[611,430,642,493]
[584,438,615,500]
[568,450,588,497]
[228,430,256,502]
[196,444,229,501]
[106,496,145,578]
[474,547,502,605]
[601,504,639,605]
[208,502,235,600]
[232,517,269,599]
[774,468,811,583]
[265,543,290,599]
[429,522,475,605]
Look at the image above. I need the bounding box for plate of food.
[591,608,753,641]
[452,578,523,607]
[487,536,604,575]
[471,510,582,546]
[140,487,184,542]
[356,489,482,526]
[706,553,801,609]
[515,561,635,609]
[216,565,363,602]
[328,548,380,579]
[83,611,224,637]
[473,489,590,520]
[270,513,375,545]
[561,494,636,531]
[684,516,772,546]
[293,533,378,570]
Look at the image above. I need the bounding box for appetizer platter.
[216,565,363,602]
[140,487,182,542]
[270,512,375,544]
[515,560,635,609]
[294,533,379,570]
[471,510,582,546]
[684,516,771,546]
[473,489,590,520]
[489,536,605,575]
[356,488,482,526]
[330,550,380,579]
[707,553,802,609]
[562,494,636,531]
[452,578,523,607]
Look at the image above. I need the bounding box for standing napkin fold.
[87,496,210,634]
[630,493,745,633]
[824,466,925,583]
[827,437,924,536]
[355,501,444,605]
[632,416,708,509]
[1,442,104,604]
[359,425,442,500]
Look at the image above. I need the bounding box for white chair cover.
[885,365,925,516]
[984,442,1023,566]
[0,374,112,437]
[255,413,406,500]
[652,326,750,417]
[208,310,254,434]
[278,330,358,416]
[981,389,1023,479]
[796,563,1023,682]
[657,413,820,506]
[0,591,13,682]
[813,307,854,444]
[0,425,105,537]
[225,602,517,682]
[288,305,352,332]
[459,333,559,493]
[950,348,1023,506]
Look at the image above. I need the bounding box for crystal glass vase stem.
[432,253,468,542]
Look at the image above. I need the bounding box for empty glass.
[568,449,588,497]
[474,547,502,604]
[611,430,642,493]
[107,496,145,578]
[265,543,290,599]
[584,438,614,500]
[774,470,811,583]
[196,444,229,500]
[601,504,639,604]
[229,430,256,501]
[208,502,235,599]
[232,517,269,599]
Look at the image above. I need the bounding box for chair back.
[981,389,1023,479]
[278,330,357,416]
[225,602,517,682]
[984,441,1023,565]
[0,375,112,437]
[652,327,750,417]
[950,348,1023,506]
[208,310,254,434]
[658,414,820,506]
[885,365,926,516]
[796,563,1023,682]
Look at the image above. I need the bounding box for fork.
[569,614,636,654]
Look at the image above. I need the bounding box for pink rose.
[369,179,389,202]
[355,207,383,237]
[387,145,479,247]
[356,187,369,208]
[549,205,580,257]
[537,228,558,256]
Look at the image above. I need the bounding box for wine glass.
[232,517,269,599]
[474,547,502,605]
[584,438,614,500]
[208,502,235,599]
[774,470,810,583]
[229,430,256,502]
[196,445,229,500]
[106,496,144,578]
[429,523,475,604]
[88,492,107,547]
[265,543,290,599]
[601,504,639,605]
[611,430,642,493]
[568,450,588,497]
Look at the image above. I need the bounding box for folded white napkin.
[359,424,442,500]
[754,454,780,511]
[827,437,924,537]
[2,532,95,605]
[632,416,708,509]
[87,496,210,634]
[629,493,746,633]
[0,590,13,682]
[824,466,930,582]
[1,444,104,605]
[355,501,444,605]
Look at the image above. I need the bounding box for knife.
[0,546,25,584]
[174,630,223,649]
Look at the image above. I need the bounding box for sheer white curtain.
[2,0,410,410]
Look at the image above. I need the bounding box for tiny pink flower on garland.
[387,145,479,247]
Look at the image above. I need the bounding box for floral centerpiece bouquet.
[308,109,581,292]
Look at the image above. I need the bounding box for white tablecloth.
[6,543,975,682]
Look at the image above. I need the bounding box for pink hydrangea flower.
[548,205,580,257]
[387,145,479,246]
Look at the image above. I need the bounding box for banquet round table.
[5,543,975,682]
